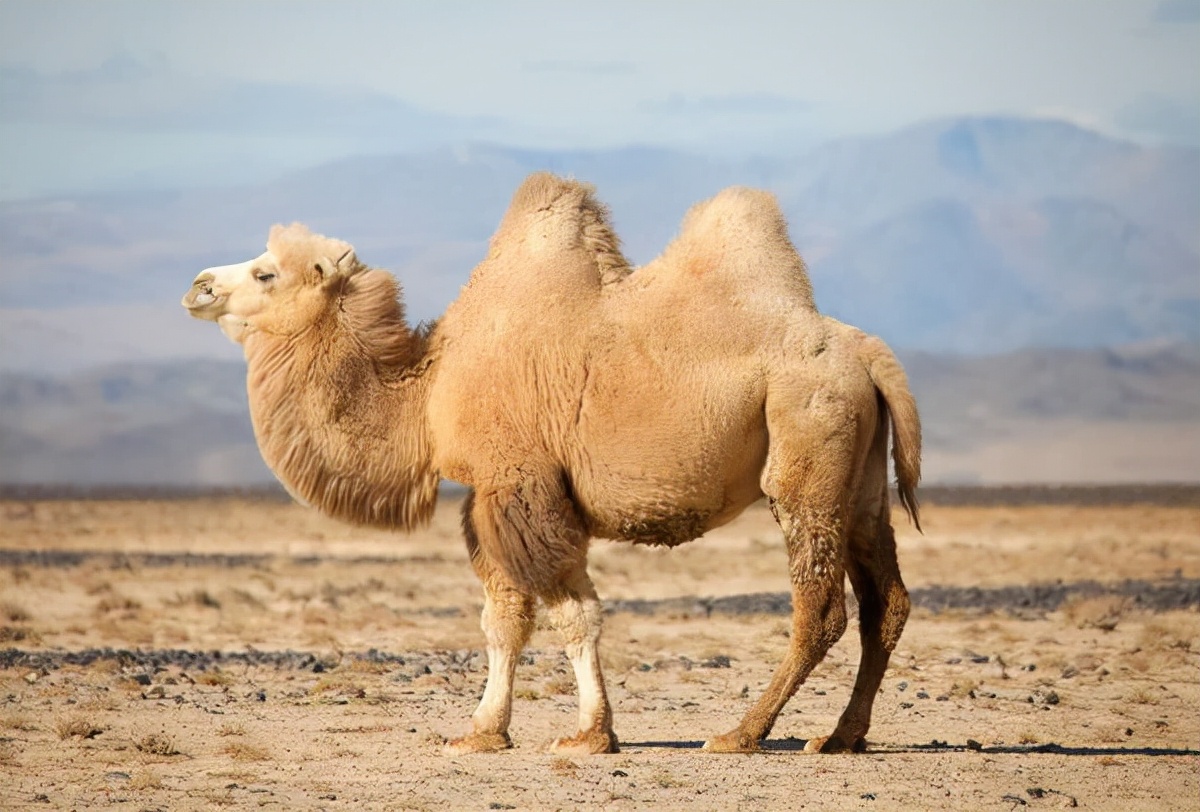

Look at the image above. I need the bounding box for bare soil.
[1,492,1198,810]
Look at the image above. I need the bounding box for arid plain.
[1,490,1197,810]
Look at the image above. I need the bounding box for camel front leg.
[544,564,618,754]
[444,492,537,754]
[444,582,536,754]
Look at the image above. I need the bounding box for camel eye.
[254,270,276,283]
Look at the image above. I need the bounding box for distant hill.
[1,116,1196,373]
[2,343,1196,487]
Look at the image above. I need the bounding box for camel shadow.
[622,739,1200,756]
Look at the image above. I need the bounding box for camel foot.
[702,729,760,754]
[803,733,867,754]
[442,731,512,755]
[548,729,619,755]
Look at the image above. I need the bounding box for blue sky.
[1,0,1198,198]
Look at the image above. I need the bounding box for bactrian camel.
[182,173,921,755]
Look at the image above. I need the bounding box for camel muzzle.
[182,272,223,318]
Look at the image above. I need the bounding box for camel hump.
[664,187,816,307]
[493,172,631,285]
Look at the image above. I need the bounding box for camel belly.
[569,411,769,545]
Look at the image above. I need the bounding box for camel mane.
[339,268,433,373]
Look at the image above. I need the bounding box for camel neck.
[242,323,440,531]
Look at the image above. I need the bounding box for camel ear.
[315,246,358,282]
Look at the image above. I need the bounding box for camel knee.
[480,590,536,651]
[794,588,848,653]
[546,594,603,657]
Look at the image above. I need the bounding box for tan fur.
[183,173,922,756]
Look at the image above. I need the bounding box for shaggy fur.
[183,171,921,757]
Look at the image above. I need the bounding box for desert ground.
[1,489,1197,811]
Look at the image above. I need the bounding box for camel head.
[182,223,361,343]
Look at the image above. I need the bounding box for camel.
[181,173,921,756]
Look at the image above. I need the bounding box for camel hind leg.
[805,506,909,753]
[805,405,911,753]
[705,479,852,752]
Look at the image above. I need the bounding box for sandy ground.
[1,493,1198,810]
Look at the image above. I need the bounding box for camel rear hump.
[653,187,816,307]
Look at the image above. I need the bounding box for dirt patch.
[1,494,1198,810]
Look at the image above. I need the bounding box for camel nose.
[192,271,215,292]
[183,271,220,311]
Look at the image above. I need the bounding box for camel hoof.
[548,730,619,755]
[442,731,512,755]
[803,734,866,754]
[702,730,759,754]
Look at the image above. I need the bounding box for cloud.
[1153,0,1200,23]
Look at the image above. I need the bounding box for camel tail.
[861,335,922,531]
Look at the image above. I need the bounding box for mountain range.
[1,115,1196,375]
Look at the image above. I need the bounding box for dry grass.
[947,679,979,699]
[312,673,366,698]
[55,715,105,740]
[0,625,39,644]
[652,769,689,788]
[0,601,30,622]
[221,742,271,761]
[135,732,180,756]
[550,757,579,778]
[197,787,237,807]
[165,588,221,609]
[95,594,142,614]
[217,722,246,737]
[128,770,164,791]
[0,711,37,732]
[1126,687,1161,705]
[194,669,235,687]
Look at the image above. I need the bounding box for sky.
[1,0,1198,199]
